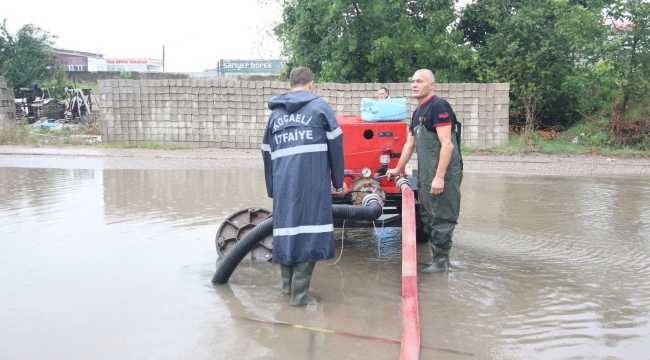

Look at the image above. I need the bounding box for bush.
[607,114,650,148]
[0,122,35,145]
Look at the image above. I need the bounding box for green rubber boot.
[290,261,317,307]
[280,264,293,294]
[419,244,450,273]
[418,239,437,266]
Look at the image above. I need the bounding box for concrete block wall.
[0,76,16,128]
[98,78,270,148]
[314,82,511,147]
[98,79,509,148]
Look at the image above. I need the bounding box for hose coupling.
[395,176,410,190]
[362,193,383,207]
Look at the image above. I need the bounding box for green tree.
[463,0,606,128]
[0,19,57,89]
[119,71,133,80]
[40,62,68,100]
[274,0,474,83]
[458,0,522,49]
[602,0,650,120]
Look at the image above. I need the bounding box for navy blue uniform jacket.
[261,90,345,265]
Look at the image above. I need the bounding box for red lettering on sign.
[106,59,163,66]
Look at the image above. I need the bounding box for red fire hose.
[397,177,420,360]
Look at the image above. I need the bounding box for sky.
[2,0,473,73]
[1,0,284,72]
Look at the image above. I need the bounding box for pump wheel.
[215,207,274,262]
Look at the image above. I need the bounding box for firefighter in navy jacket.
[261,67,345,307]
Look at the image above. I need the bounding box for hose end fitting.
[362,193,383,207]
[396,176,410,191]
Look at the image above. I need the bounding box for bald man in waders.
[386,69,463,272]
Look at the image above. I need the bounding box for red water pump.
[215,115,422,262]
[332,115,416,228]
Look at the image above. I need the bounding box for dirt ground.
[0,145,649,175]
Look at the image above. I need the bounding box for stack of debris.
[14,85,100,124]
[42,99,66,120]
[14,84,51,123]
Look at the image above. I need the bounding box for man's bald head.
[414,69,435,83]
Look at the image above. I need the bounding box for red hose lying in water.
[398,181,420,360]
[246,317,473,356]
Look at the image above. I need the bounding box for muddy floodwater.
[1,153,649,359]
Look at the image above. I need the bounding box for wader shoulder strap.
[430,96,463,170]
[427,97,462,152]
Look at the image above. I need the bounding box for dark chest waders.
[413,112,463,249]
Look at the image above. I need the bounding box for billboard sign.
[88,58,108,71]
[220,59,285,76]
[106,59,164,66]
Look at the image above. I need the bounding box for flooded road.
[1,155,649,359]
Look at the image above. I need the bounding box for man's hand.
[333,182,349,194]
[386,168,401,180]
[430,177,444,195]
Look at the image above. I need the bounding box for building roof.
[52,47,104,58]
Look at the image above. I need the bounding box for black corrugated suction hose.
[211,201,383,285]
[211,217,273,285]
[332,201,382,220]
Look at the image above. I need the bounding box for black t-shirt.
[409,95,453,134]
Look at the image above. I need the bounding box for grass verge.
[462,119,650,158]
[0,123,38,145]
[1,122,193,150]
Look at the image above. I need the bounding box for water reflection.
[102,167,272,228]
[1,165,649,359]
[452,173,650,359]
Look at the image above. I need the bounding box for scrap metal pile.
[14,84,99,125]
